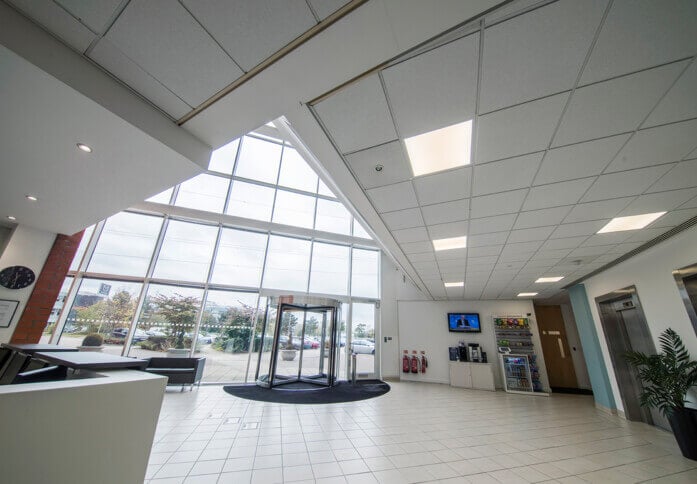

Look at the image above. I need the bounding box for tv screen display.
[448,313,481,333]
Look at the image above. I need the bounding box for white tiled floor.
[145,382,697,483]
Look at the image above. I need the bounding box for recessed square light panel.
[597,212,666,233]
[432,235,467,251]
[535,276,564,283]
[405,120,472,177]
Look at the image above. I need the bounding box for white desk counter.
[449,361,496,391]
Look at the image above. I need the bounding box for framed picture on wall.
[0,299,19,328]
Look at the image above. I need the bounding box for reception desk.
[0,370,167,484]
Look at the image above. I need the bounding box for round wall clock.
[0,266,36,290]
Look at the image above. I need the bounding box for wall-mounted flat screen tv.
[447,313,481,333]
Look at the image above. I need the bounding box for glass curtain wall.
[48,132,380,383]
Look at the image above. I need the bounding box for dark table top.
[34,351,148,370]
[1,343,79,354]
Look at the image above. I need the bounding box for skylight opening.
[405,120,472,177]
[432,235,467,251]
[597,212,666,233]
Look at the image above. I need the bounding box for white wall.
[0,225,56,343]
[582,224,697,412]
[379,255,424,378]
[559,303,592,390]
[397,299,551,391]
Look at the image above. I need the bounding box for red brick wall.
[10,231,83,344]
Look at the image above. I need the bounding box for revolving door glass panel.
[256,297,341,388]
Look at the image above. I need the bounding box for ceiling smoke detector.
[375,164,383,172]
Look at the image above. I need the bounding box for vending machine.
[500,353,533,394]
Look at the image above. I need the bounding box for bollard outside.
[351,353,357,384]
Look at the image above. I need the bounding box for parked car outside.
[303,338,319,349]
[350,339,375,354]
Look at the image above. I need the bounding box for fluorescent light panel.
[597,212,666,233]
[432,235,467,251]
[535,276,564,283]
[405,120,472,177]
[444,281,464,287]
[517,292,538,297]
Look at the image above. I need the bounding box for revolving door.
[255,296,342,388]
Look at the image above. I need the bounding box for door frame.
[672,262,697,337]
[346,299,380,380]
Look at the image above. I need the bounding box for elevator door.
[597,290,669,430]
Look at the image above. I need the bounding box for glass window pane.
[70,225,95,272]
[153,220,218,282]
[87,213,162,277]
[58,278,142,355]
[262,236,311,291]
[146,188,174,204]
[351,248,379,298]
[174,174,229,213]
[209,138,239,174]
[211,229,267,287]
[278,147,318,193]
[234,136,282,184]
[200,290,259,383]
[315,199,351,235]
[318,180,335,197]
[272,190,315,229]
[226,181,275,222]
[309,242,349,295]
[41,276,74,343]
[352,219,372,239]
[129,284,204,357]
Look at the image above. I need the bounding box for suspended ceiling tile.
[523,178,595,211]
[581,232,632,247]
[56,0,122,33]
[413,166,471,205]
[650,208,697,227]
[381,207,425,230]
[469,213,516,235]
[554,62,687,146]
[498,251,535,262]
[533,134,630,185]
[421,198,469,226]
[645,61,697,128]
[408,251,436,263]
[182,0,316,72]
[467,262,496,272]
[308,0,348,20]
[618,188,697,217]
[472,152,543,196]
[315,75,397,154]
[580,0,697,85]
[550,220,608,239]
[439,259,467,271]
[393,226,429,243]
[479,0,606,113]
[609,241,644,253]
[507,226,555,244]
[568,245,614,257]
[647,158,697,193]
[382,33,478,138]
[514,205,573,230]
[427,220,468,240]
[468,231,510,248]
[470,189,527,219]
[436,247,467,261]
[581,164,673,202]
[562,197,633,224]
[468,245,503,258]
[468,255,500,265]
[477,92,567,163]
[365,181,418,213]
[344,141,412,189]
[8,0,96,52]
[89,39,193,119]
[541,236,588,250]
[605,119,697,173]
[400,240,434,254]
[532,248,572,259]
[105,0,243,107]
[412,260,439,272]
[502,240,543,254]
[623,227,669,243]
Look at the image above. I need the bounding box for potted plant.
[626,328,697,460]
[280,312,298,361]
[78,333,104,352]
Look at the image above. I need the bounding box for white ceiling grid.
[313,0,697,300]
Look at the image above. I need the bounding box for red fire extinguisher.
[421,351,428,373]
[402,350,410,373]
[410,351,419,373]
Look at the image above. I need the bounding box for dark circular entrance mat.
[223,380,390,404]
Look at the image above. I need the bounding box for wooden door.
[534,305,578,389]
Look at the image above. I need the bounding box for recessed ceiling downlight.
[597,212,666,233]
[25,195,38,201]
[405,120,472,177]
[76,143,92,153]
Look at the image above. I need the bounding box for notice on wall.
[0,299,20,328]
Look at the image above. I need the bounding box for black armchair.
[143,357,206,391]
